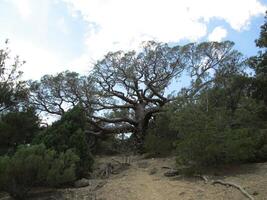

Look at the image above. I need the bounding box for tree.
[29,71,96,116]
[249,11,267,106]
[87,41,244,150]
[0,40,28,113]
[29,41,244,151]
[0,40,38,155]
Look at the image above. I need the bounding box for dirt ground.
[60,156,267,200]
[1,156,267,200]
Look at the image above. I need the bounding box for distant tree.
[0,40,28,113]
[0,40,39,154]
[249,12,267,106]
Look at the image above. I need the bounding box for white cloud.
[2,0,266,80]
[1,38,67,80]
[0,0,82,80]
[208,26,228,42]
[13,43,63,80]
[10,0,32,19]
[57,17,70,34]
[61,0,266,61]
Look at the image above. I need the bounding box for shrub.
[173,96,267,172]
[144,133,174,157]
[176,128,259,169]
[33,106,94,177]
[0,108,40,155]
[0,144,79,199]
[144,109,177,157]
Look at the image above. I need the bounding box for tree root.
[99,158,131,178]
[161,166,172,169]
[195,175,208,184]
[196,175,254,200]
[211,180,254,200]
[100,163,113,178]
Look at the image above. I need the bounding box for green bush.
[33,106,94,177]
[172,94,267,172]
[176,128,258,169]
[0,144,79,199]
[0,108,40,155]
[144,110,177,157]
[144,134,174,157]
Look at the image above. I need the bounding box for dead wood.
[195,175,208,184]
[211,180,254,200]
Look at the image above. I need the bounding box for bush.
[172,95,267,172]
[33,106,94,177]
[144,134,174,157]
[0,144,79,199]
[144,109,177,157]
[176,128,259,169]
[0,108,40,155]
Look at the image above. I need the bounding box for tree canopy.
[0,40,28,113]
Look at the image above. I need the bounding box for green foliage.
[33,106,94,176]
[144,110,177,157]
[256,11,267,48]
[0,144,79,199]
[173,85,267,171]
[249,12,267,107]
[0,40,28,113]
[176,128,259,168]
[93,134,121,155]
[144,133,174,157]
[0,108,40,155]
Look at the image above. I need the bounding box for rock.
[252,191,259,196]
[179,192,186,196]
[164,170,179,177]
[74,178,90,188]
[149,167,158,175]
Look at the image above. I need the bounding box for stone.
[149,167,158,175]
[74,178,90,188]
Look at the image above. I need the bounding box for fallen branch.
[195,175,208,184]
[212,180,254,200]
[100,163,113,178]
[111,158,122,165]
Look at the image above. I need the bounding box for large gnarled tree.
[88,41,244,148]
[30,41,244,150]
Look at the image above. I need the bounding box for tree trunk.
[132,131,146,153]
[134,103,148,153]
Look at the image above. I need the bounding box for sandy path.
[96,160,211,200]
[95,157,267,200]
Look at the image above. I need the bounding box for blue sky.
[0,0,266,80]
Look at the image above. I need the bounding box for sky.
[0,0,267,81]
